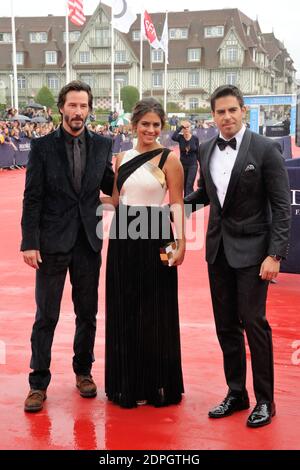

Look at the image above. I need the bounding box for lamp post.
[9,74,14,109]
[115,78,124,114]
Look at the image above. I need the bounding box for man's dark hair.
[57,80,93,116]
[210,85,244,112]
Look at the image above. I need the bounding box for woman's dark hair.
[57,80,93,115]
[210,85,244,112]
[131,98,166,129]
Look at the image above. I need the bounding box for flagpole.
[111,10,115,112]
[65,2,70,84]
[139,9,143,100]
[11,0,18,112]
[163,11,168,113]
[150,43,153,97]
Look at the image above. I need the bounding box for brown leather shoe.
[76,375,97,398]
[24,389,47,412]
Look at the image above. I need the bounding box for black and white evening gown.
[105,148,184,408]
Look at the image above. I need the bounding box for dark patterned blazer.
[21,126,114,254]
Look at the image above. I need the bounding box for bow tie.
[216,137,237,151]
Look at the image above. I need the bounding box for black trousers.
[29,226,101,390]
[208,242,274,403]
[182,164,198,197]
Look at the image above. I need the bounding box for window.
[189,98,199,110]
[45,51,57,65]
[17,76,26,89]
[95,28,110,46]
[152,72,163,88]
[204,26,224,38]
[226,72,237,85]
[0,32,12,43]
[79,51,90,63]
[16,52,24,65]
[115,50,127,63]
[30,32,47,43]
[63,31,81,43]
[188,72,199,87]
[47,74,59,90]
[80,75,94,87]
[132,30,140,41]
[152,49,163,63]
[169,28,188,40]
[227,47,238,63]
[188,48,201,62]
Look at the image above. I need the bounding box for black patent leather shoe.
[208,393,250,418]
[247,402,276,428]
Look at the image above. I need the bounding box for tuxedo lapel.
[222,128,252,213]
[204,136,222,210]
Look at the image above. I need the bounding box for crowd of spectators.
[1,108,218,171]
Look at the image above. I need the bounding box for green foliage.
[166,102,181,113]
[52,114,61,126]
[35,86,55,109]
[120,86,139,113]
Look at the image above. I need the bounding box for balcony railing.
[89,38,111,48]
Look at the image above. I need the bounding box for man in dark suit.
[21,81,114,412]
[185,85,290,427]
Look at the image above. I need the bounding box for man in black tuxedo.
[185,85,291,428]
[21,81,114,412]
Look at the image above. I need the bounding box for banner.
[143,11,160,49]
[0,143,15,168]
[14,138,31,165]
[68,0,86,26]
[160,13,169,63]
[281,167,300,274]
[102,0,137,33]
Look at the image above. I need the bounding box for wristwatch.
[269,254,282,262]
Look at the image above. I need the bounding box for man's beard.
[64,114,86,131]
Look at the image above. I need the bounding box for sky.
[2,0,300,76]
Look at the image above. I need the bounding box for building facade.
[0,4,297,109]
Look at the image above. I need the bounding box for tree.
[35,86,55,109]
[167,102,181,113]
[120,86,139,113]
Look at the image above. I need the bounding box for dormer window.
[30,32,48,43]
[204,26,224,38]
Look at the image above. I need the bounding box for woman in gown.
[101,98,185,408]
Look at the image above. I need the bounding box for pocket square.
[245,164,256,172]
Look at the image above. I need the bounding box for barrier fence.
[1,130,294,168]
[1,132,298,273]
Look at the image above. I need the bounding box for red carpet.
[292,136,300,157]
[0,169,299,450]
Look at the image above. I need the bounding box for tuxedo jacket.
[21,126,114,254]
[185,129,291,268]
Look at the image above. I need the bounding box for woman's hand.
[171,241,186,267]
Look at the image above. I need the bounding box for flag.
[160,13,169,64]
[102,0,137,33]
[143,10,161,49]
[68,0,86,27]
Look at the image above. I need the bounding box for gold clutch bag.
[160,241,178,267]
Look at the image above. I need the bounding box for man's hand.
[23,250,42,269]
[259,256,280,281]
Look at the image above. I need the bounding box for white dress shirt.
[210,125,246,207]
